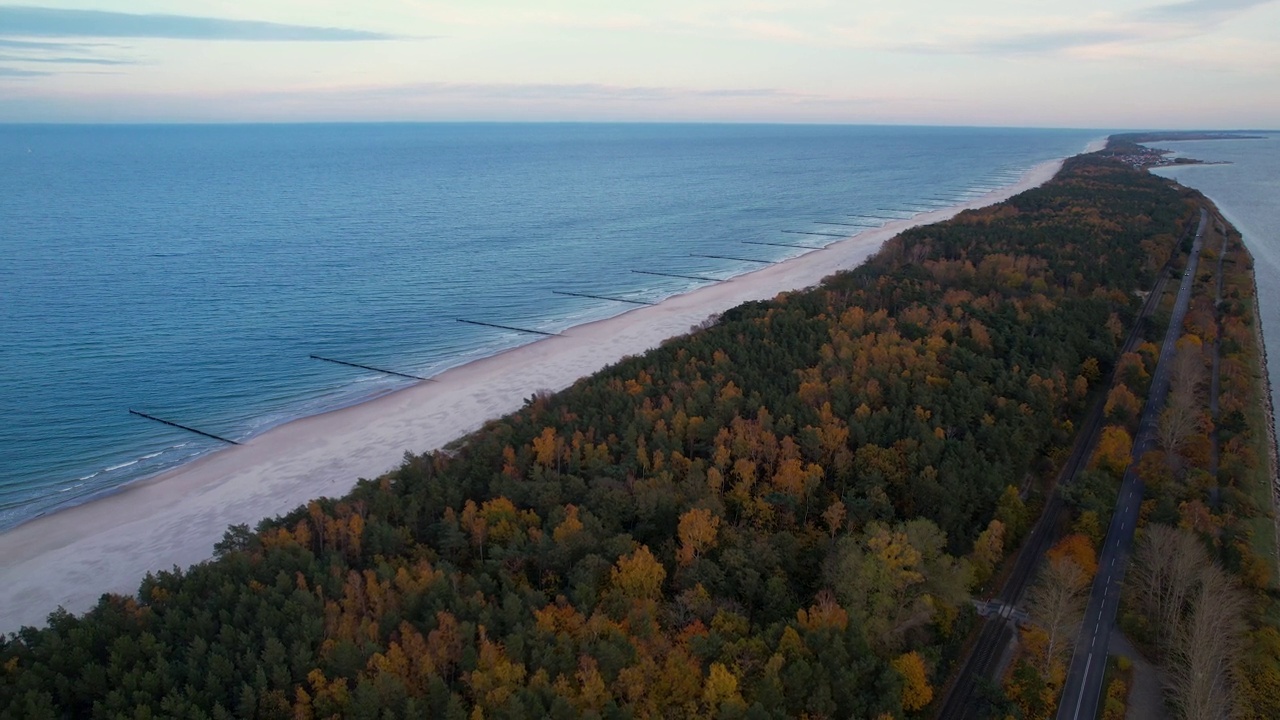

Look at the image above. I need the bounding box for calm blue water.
[1150,134,1280,450]
[0,123,1098,529]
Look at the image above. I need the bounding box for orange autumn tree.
[1103,383,1142,425]
[1047,533,1098,580]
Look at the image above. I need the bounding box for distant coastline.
[1113,131,1268,143]
[1103,130,1265,170]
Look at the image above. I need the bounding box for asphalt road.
[1055,207,1208,720]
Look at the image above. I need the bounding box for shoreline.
[1251,274,1280,582]
[0,139,1105,633]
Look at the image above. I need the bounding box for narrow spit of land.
[942,130,1280,717]
[6,142,1201,719]
[941,140,1280,719]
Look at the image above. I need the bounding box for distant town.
[1104,131,1262,168]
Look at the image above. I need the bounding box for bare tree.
[1025,556,1090,674]
[1128,524,1208,651]
[1158,397,1201,463]
[1158,345,1208,463]
[1130,525,1248,720]
[1169,343,1208,405]
[1166,564,1248,720]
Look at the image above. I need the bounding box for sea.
[1149,134,1280,453]
[0,123,1101,530]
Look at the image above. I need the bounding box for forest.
[0,153,1195,719]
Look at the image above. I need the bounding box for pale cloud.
[0,5,398,41]
[866,0,1277,57]
[0,53,135,65]
[0,4,404,82]
[405,3,820,44]
[0,66,49,76]
[0,77,931,123]
[355,81,810,102]
[1139,0,1276,20]
[0,37,118,50]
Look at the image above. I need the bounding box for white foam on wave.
[83,444,187,482]
[104,459,139,472]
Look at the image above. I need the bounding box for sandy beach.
[0,140,1106,633]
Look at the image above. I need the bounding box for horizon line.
[1,120,1273,134]
[0,119,1172,131]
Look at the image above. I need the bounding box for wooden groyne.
[552,291,655,306]
[689,253,776,264]
[308,355,428,381]
[128,410,240,445]
[632,270,722,283]
[742,241,825,250]
[456,319,560,337]
[781,230,846,238]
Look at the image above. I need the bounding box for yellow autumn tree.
[822,499,847,539]
[970,519,1005,587]
[702,662,746,714]
[467,630,527,713]
[891,651,933,711]
[532,426,560,469]
[610,545,667,601]
[1091,426,1133,477]
[867,526,925,590]
[552,656,610,715]
[479,496,521,545]
[677,507,721,565]
[552,504,584,544]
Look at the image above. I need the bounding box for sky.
[0,0,1277,127]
